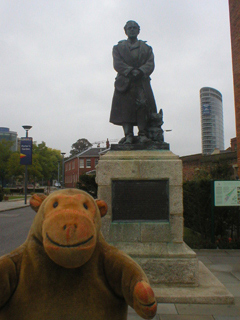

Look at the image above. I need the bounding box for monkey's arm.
[0,256,18,309]
[102,242,157,319]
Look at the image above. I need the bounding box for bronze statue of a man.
[110,20,157,144]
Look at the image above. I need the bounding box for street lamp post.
[22,125,32,204]
[61,152,66,188]
[58,160,60,189]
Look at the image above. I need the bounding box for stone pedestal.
[96,150,199,286]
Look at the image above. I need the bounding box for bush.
[29,188,45,193]
[4,188,11,195]
[0,188,3,202]
[77,174,98,198]
[183,180,240,248]
[183,180,212,239]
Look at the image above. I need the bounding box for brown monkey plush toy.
[0,189,157,320]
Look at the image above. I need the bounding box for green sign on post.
[211,180,240,243]
[214,181,240,207]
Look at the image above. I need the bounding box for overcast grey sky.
[1,0,236,156]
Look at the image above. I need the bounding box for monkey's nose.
[63,223,77,230]
[63,224,78,241]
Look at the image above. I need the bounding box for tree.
[7,152,25,183]
[0,140,13,187]
[33,142,61,184]
[2,141,61,187]
[209,162,233,180]
[193,162,234,181]
[70,138,92,157]
[7,152,43,188]
[28,154,43,185]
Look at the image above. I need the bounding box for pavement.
[0,198,30,212]
[1,200,240,319]
[129,250,240,320]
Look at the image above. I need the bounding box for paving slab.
[153,262,234,304]
[175,304,240,316]
[210,271,240,284]
[213,317,240,320]
[127,315,142,320]
[207,257,240,265]
[208,264,233,272]
[157,304,178,314]
[128,305,177,317]
[225,250,240,256]
[197,256,213,265]
[159,316,214,320]
[232,272,240,281]
[194,250,229,257]
[224,284,240,297]
[127,314,159,320]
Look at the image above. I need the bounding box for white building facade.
[200,87,224,154]
[0,127,18,152]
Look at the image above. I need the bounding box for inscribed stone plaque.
[112,180,169,221]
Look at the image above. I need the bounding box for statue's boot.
[123,134,134,144]
[122,124,134,144]
[138,134,151,143]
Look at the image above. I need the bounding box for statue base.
[96,150,233,303]
[96,150,198,286]
[111,141,169,151]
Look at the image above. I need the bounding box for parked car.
[54,182,61,187]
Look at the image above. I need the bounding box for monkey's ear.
[95,200,108,218]
[30,194,47,212]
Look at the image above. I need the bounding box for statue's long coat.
[110,39,157,125]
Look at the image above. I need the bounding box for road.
[0,207,36,256]
[0,207,240,319]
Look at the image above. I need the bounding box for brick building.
[230,137,237,152]
[181,138,237,181]
[64,147,107,188]
[229,0,240,176]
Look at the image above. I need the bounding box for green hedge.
[0,187,3,202]
[7,188,45,194]
[183,180,240,248]
[77,174,98,198]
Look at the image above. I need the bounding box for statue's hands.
[131,69,143,79]
[133,281,157,319]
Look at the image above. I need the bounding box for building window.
[80,159,84,168]
[72,161,75,169]
[86,159,91,168]
[95,159,98,167]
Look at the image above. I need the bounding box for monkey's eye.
[53,201,58,208]
[83,203,88,210]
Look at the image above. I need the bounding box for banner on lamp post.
[20,138,32,165]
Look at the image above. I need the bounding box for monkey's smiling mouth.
[46,233,94,248]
